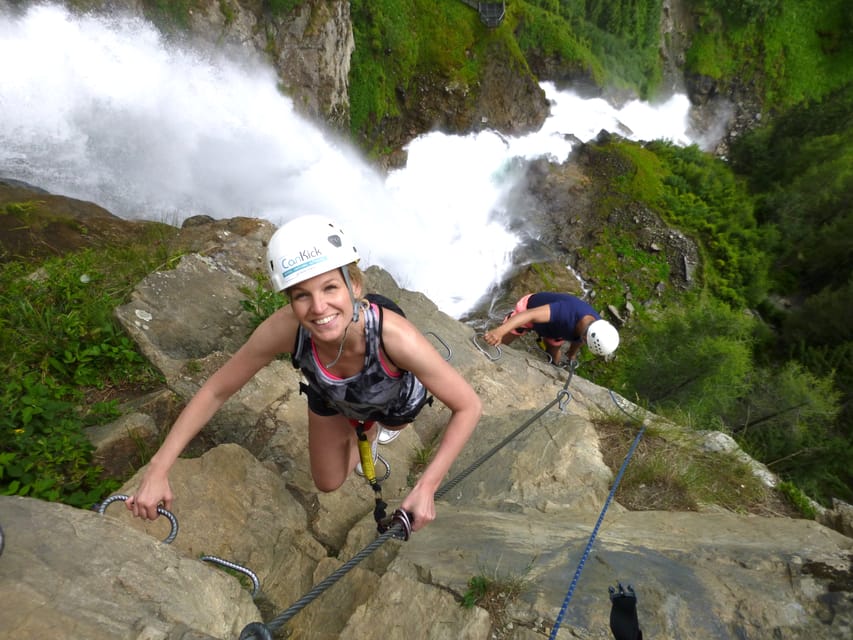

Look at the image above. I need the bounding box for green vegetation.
[594,413,774,513]
[460,560,534,635]
[0,233,180,508]
[349,0,494,150]
[686,0,853,109]
[519,0,663,94]
[264,0,305,17]
[728,82,853,502]
[239,273,288,330]
[573,85,850,504]
[575,140,770,309]
[140,0,196,29]
[778,480,818,519]
[348,1,670,147]
[607,298,756,427]
[512,3,604,86]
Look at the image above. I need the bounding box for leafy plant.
[0,371,120,508]
[239,273,288,330]
[605,296,756,426]
[777,480,817,519]
[0,240,177,507]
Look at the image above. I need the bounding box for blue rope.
[549,391,646,639]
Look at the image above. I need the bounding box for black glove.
[609,583,643,640]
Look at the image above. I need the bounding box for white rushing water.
[0,4,702,317]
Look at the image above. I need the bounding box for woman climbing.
[126,215,482,533]
[483,292,619,365]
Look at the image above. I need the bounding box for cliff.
[1,215,851,640]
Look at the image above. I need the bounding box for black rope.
[240,366,578,639]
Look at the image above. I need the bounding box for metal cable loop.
[424,331,453,361]
[201,555,261,597]
[375,454,391,481]
[471,333,501,360]
[95,494,179,544]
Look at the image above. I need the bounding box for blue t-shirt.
[528,293,600,343]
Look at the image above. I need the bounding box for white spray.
[0,4,705,317]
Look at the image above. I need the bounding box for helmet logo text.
[280,246,327,280]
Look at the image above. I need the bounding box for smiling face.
[288,268,362,343]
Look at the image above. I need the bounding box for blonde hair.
[346,262,364,291]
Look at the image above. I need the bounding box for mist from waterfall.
[0,4,709,317]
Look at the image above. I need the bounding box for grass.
[460,558,535,638]
[591,411,801,516]
[0,222,186,507]
[407,432,441,486]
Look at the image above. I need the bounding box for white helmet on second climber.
[267,215,360,292]
[587,319,620,357]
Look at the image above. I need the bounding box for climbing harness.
[201,555,261,598]
[471,333,501,360]
[239,361,580,639]
[94,494,179,544]
[548,391,647,640]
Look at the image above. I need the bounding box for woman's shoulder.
[248,304,300,355]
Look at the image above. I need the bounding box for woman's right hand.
[125,471,173,521]
[483,329,503,346]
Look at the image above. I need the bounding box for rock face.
[3,217,850,639]
[376,43,550,158]
[124,0,548,150]
[0,494,259,640]
[180,0,354,129]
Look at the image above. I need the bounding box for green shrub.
[777,480,817,519]
[1,371,120,508]
[607,297,756,426]
[0,243,175,507]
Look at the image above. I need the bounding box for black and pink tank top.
[292,302,430,426]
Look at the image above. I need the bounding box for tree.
[611,298,755,427]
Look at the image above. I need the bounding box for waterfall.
[0,4,706,318]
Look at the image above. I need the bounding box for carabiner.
[378,508,414,541]
[557,389,573,412]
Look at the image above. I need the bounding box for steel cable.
[240,365,577,639]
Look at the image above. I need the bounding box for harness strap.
[355,424,389,532]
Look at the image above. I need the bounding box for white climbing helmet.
[266,215,360,292]
[587,319,620,356]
